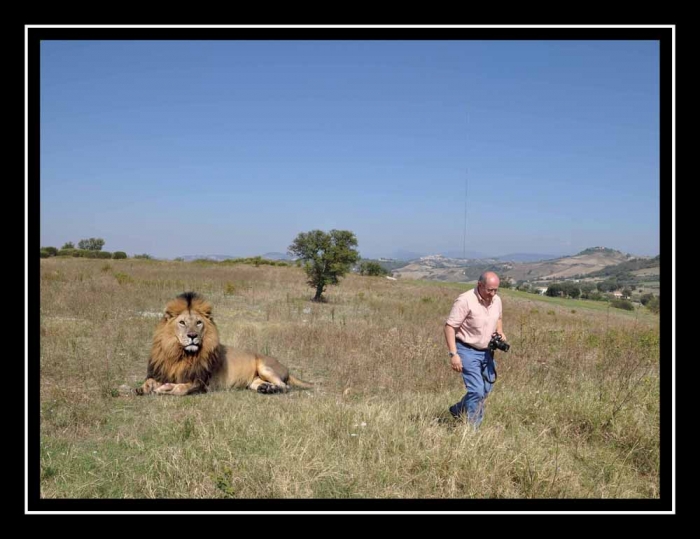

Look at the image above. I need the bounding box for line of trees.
[41,238,128,259]
[516,279,659,314]
[518,279,637,300]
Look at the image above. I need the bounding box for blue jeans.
[450,341,497,427]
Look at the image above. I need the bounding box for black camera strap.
[482,354,498,384]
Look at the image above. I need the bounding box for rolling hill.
[391,247,655,283]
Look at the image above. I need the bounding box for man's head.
[477,271,500,302]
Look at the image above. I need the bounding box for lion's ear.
[163,310,175,321]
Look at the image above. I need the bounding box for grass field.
[37,257,662,501]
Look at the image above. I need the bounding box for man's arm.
[444,324,463,372]
[496,318,506,341]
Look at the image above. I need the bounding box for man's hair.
[478,272,498,284]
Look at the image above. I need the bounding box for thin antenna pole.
[462,112,469,260]
[463,169,468,259]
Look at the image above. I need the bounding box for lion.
[135,291,314,396]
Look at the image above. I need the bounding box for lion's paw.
[257,383,282,394]
[154,383,175,394]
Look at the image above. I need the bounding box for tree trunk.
[313,283,325,302]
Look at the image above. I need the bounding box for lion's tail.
[288,374,314,389]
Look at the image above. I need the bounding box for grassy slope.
[38,258,661,500]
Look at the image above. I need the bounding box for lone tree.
[288,229,360,301]
[77,238,105,251]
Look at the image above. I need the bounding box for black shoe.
[449,404,462,419]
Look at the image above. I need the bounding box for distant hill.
[577,247,625,256]
[389,249,551,262]
[585,254,659,279]
[362,258,410,273]
[391,249,426,261]
[501,248,634,282]
[179,252,293,262]
[391,247,639,283]
[179,254,239,262]
[494,253,560,263]
[178,247,652,285]
[441,250,488,259]
[260,252,293,261]
[392,254,506,281]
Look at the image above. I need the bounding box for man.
[444,271,507,427]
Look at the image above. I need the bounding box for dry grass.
[38,257,661,500]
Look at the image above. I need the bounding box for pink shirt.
[445,288,502,350]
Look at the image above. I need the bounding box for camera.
[488,333,510,353]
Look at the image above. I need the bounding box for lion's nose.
[187,332,198,339]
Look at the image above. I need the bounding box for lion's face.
[142,292,222,391]
[172,310,207,353]
[154,292,220,359]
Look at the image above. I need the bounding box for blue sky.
[39,38,662,260]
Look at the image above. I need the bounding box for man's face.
[479,279,499,301]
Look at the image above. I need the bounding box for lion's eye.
[196,321,203,326]
[178,320,186,326]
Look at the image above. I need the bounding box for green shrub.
[611,299,635,311]
[40,249,50,258]
[639,293,654,306]
[646,296,660,314]
[114,272,134,285]
[359,261,389,277]
[113,251,128,260]
[41,246,58,256]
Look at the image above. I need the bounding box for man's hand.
[493,331,507,342]
[450,354,462,372]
